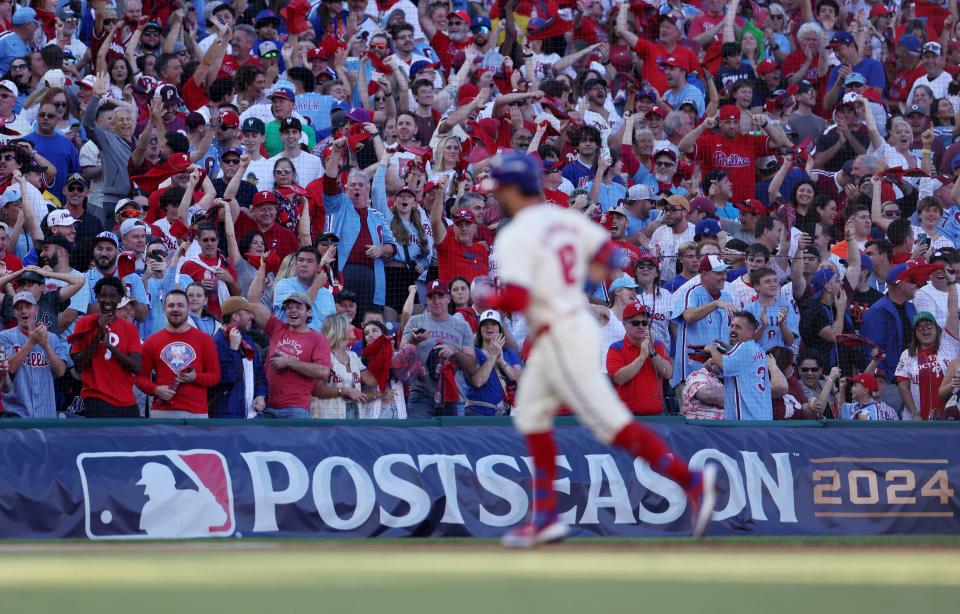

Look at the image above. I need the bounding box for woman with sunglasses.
[2,58,30,112]
[463,310,522,417]
[270,157,305,233]
[896,271,960,420]
[633,254,672,346]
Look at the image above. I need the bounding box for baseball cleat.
[501,519,570,549]
[689,463,717,539]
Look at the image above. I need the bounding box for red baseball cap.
[646,106,667,119]
[736,198,768,216]
[622,301,650,321]
[451,209,476,224]
[869,5,891,18]
[426,279,449,296]
[658,56,683,69]
[457,82,479,106]
[756,60,778,75]
[253,190,278,207]
[848,372,878,392]
[219,109,239,128]
[718,104,741,121]
[447,10,470,24]
[168,152,192,173]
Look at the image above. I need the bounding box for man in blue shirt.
[661,56,705,119]
[561,125,601,189]
[704,310,773,421]
[24,101,80,203]
[272,246,336,333]
[825,31,885,92]
[670,255,736,389]
[0,7,38,76]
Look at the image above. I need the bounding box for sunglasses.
[882,209,901,218]
[9,64,26,71]
[200,237,218,243]
[274,168,293,174]
[799,367,821,373]
[222,158,241,165]
[103,19,117,26]
[370,42,388,50]
[626,320,650,327]
[52,102,67,108]
[117,209,140,219]
[38,112,58,119]
[66,184,86,192]
[654,160,676,168]
[662,206,686,213]
[637,262,657,270]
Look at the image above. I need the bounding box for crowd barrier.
[0,417,957,540]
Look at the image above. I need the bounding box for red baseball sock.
[612,422,693,489]
[526,431,558,526]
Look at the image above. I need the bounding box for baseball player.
[482,152,717,548]
[703,311,774,421]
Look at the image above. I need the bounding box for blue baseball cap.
[859,252,874,275]
[488,152,543,196]
[95,231,120,249]
[827,31,855,48]
[694,218,721,240]
[886,263,909,284]
[899,34,921,54]
[810,268,836,299]
[11,7,38,26]
[471,15,492,33]
[609,277,639,294]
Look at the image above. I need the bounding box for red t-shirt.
[137,327,221,414]
[437,232,490,285]
[2,252,22,272]
[264,316,332,410]
[235,213,300,259]
[71,315,142,408]
[179,254,238,319]
[605,337,670,415]
[182,77,210,112]
[888,64,927,103]
[634,39,698,95]
[693,132,775,202]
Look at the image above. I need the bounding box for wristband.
[922,149,932,155]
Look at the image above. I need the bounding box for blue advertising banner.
[0,423,958,540]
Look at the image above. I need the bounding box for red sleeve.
[170,219,192,240]
[485,283,530,312]
[655,341,671,364]
[633,38,652,62]
[145,189,164,224]
[182,77,210,113]
[135,338,159,396]
[605,345,627,376]
[310,333,333,368]
[323,174,340,195]
[619,144,640,177]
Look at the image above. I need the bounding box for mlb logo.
[76,450,235,540]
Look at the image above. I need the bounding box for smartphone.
[919,234,932,249]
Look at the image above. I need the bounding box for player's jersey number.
[556,244,577,286]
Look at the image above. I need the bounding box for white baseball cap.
[0,184,21,206]
[119,218,148,236]
[46,209,79,227]
[42,69,66,89]
[0,80,18,97]
[478,309,502,326]
[626,184,657,201]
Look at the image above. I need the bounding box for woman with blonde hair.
[428,135,463,195]
[312,314,383,419]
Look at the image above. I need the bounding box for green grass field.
[2,538,959,613]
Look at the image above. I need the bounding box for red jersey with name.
[693,132,775,202]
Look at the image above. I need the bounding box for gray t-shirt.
[786,112,827,146]
[403,311,473,400]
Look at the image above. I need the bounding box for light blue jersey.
[670,284,732,387]
[722,340,772,421]
[272,277,336,333]
[0,327,70,418]
[745,298,800,351]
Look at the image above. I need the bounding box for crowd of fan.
[0,0,959,421]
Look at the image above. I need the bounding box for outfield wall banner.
[0,424,958,539]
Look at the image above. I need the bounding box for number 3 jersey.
[722,339,773,421]
[493,205,608,330]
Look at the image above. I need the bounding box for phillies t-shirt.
[265,316,332,410]
[137,327,221,414]
[693,132,775,202]
[71,315,142,408]
[437,233,490,285]
[895,331,960,420]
